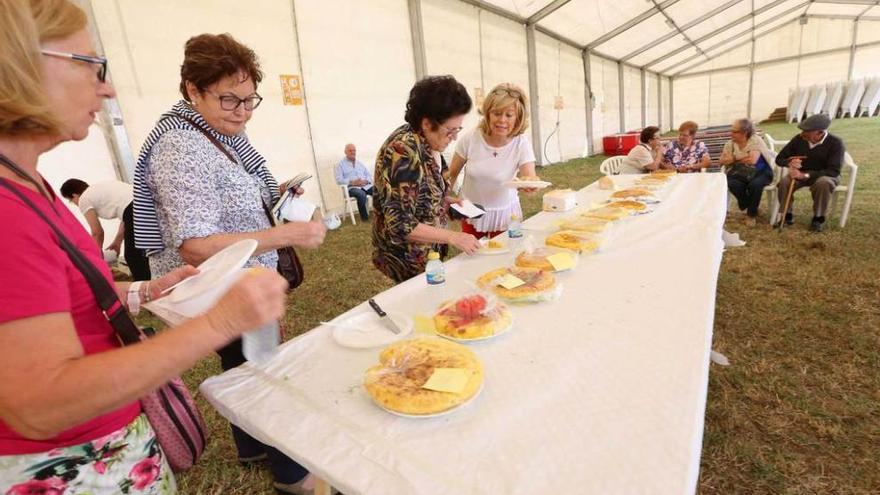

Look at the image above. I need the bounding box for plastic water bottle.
[425,251,445,285]
[508,214,523,238]
[242,321,280,365]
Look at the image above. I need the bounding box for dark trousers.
[122,203,151,281]
[727,167,773,217]
[216,339,309,484]
[348,186,373,220]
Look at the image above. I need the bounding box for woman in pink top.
[449,83,537,239]
[0,1,288,493]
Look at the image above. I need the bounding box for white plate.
[503,180,552,189]
[435,318,513,343]
[374,383,484,418]
[330,311,414,349]
[168,239,257,304]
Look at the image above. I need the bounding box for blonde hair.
[0,0,87,136]
[478,83,529,138]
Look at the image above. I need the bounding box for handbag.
[727,162,757,182]
[0,167,207,473]
[180,116,304,290]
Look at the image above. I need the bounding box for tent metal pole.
[658,74,663,129]
[644,0,792,69]
[527,0,571,24]
[583,50,594,156]
[407,0,427,80]
[620,0,745,63]
[747,0,756,119]
[847,20,858,80]
[672,16,802,76]
[82,0,135,183]
[289,0,328,211]
[586,0,682,49]
[618,62,625,132]
[669,78,675,129]
[641,69,647,127]
[526,24,543,166]
[809,13,880,20]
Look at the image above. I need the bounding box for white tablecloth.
[200,174,728,495]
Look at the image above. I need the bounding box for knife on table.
[367,298,402,334]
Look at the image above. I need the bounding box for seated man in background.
[619,126,671,174]
[664,120,711,172]
[335,143,374,221]
[775,114,845,232]
[60,179,151,280]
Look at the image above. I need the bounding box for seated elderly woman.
[372,75,480,283]
[719,118,775,226]
[0,1,288,492]
[619,126,671,174]
[663,121,710,172]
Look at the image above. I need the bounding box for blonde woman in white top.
[449,83,537,238]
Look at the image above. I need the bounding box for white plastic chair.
[340,185,359,225]
[599,156,626,175]
[764,133,789,153]
[769,152,858,228]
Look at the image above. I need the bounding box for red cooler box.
[602,132,640,156]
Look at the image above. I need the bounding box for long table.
[201,173,728,495]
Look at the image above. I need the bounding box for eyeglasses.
[439,123,463,138]
[41,49,108,83]
[491,87,524,99]
[204,88,263,111]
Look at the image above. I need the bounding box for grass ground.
[149,117,879,494]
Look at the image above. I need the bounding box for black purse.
[181,116,304,291]
[727,162,757,182]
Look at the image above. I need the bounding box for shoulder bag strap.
[0,178,143,346]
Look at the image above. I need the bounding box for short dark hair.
[60,178,88,199]
[404,75,472,130]
[678,121,699,136]
[179,33,263,101]
[640,126,660,144]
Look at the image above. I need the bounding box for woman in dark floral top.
[372,76,481,282]
[663,121,711,172]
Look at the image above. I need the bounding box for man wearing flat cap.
[775,114,846,232]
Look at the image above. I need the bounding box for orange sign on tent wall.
[280,75,303,106]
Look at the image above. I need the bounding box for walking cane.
[777,175,796,232]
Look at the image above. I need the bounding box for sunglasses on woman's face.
[41,49,108,83]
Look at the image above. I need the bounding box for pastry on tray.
[544,230,600,253]
[580,206,631,221]
[515,246,579,272]
[557,216,612,233]
[364,338,483,415]
[434,294,512,340]
[476,266,559,303]
[611,188,655,200]
[606,200,648,212]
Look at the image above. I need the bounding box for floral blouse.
[372,124,449,282]
[663,140,709,171]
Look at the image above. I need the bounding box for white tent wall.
[535,35,587,163]
[595,57,621,140]
[294,0,415,212]
[750,61,799,120]
[39,124,122,237]
[707,69,750,126]
[660,76,672,131]
[852,45,880,80]
[422,0,529,162]
[88,0,322,207]
[856,20,880,44]
[646,72,659,128]
[623,65,642,132]
[672,76,711,127]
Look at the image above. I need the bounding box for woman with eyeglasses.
[0,1,289,492]
[372,75,480,283]
[719,118,775,226]
[449,83,537,239]
[619,126,670,174]
[131,33,325,494]
[662,121,711,172]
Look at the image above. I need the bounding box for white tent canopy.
[49,0,880,217]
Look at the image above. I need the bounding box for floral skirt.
[0,414,176,494]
